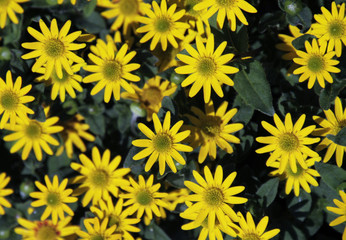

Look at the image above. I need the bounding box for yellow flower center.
[307,55,325,73]
[35,225,58,240]
[119,0,138,16]
[201,116,221,138]
[25,121,42,139]
[46,192,61,206]
[109,214,121,228]
[198,57,216,77]
[216,0,236,7]
[0,0,10,7]
[45,39,65,58]
[242,232,261,240]
[286,162,304,177]
[91,235,104,240]
[91,169,109,186]
[136,189,153,205]
[103,61,122,82]
[201,216,220,228]
[155,17,172,33]
[153,133,172,153]
[51,69,71,83]
[329,20,345,38]
[0,90,19,111]
[278,133,299,152]
[204,187,224,206]
[141,86,163,107]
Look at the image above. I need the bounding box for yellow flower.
[256,113,320,174]
[35,62,84,102]
[120,174,168,220]
[121,76,177,121]
[175,34,239,103]
[3,116,63,161]
[235,212,280,240]
[193,0,257,31]
[269,155,320,197]
[132,111,193,175]
[101,0,150,33]
[76,217,119,240]
[58,0,90,5]
[30,175,78,224]
[311,1,346,57]
[90,198,140,240]
[15,216,79,240]
[70,146,130,207]
[137,0,190,51]
[0,70,34,129]
[181,165,247,231]
[313,97,346,167]
[326,190,346,239]
[83,40,140,103]
[21,19,86,80]
[0,172,13,215]
[293,39,340,89]
[56,114,95,158]
[184,100,243,164]
[0,0,29,29]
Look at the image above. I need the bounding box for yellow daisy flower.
[181,165,248,231]
[311,2,346,57]
[120,174,168,220]
[0,0,29,29]
[3,116,63,161]
[293,39,340,89]
[181,212,238,239]
[21,18,86,80]
[83,40,140,103]
[121,76,177,121]
[175,34,239,103]
[193,0,257,31]
[56,114,95,159]
[77,217,119,240]
[30,175,78,224]
[313,97,346,167]
[70,146,130,207]
[136,0,190,51]
[326,190,346,240]
[101,0,150,33]
[235,212,280,240]
[0,172,13,215]
[184,100,243,164]
[132,111,193,175]
[35,62,84,102]
[0,70,34,129]
[256,113,320,174]
[90,198,140,240]
[269,155,320,197]
[15,216,79,240]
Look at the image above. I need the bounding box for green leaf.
[144,222,171,240]
[47,152,71,175]
[229,24,248,53]
[85,115,105,137]
[315,162,346,190]
[291,34,316,50]
[124,146,145,176]
[304,198,324,236]
[232,95,255,125]
[327,127,346,147]
[285,6,313,31]
[83,0,97,17]
[287,191,312,222]
[161,96,175,115]
[233,61,274,116]
[256,178,279,207]
[319,79,346,110]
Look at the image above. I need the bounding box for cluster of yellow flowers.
[0,0,345,239]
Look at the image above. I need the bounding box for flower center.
[201,216,220,228]
[91,169,109,186]
[278,133,299,152]
[198,57,216,76]
[119,0,138,16]
[45,39,65,58]
[36,225,58,240]
[153,133,172,153]
[46,192,61,206]
[109,214,121,228]
[51,69,70,83]
[242,232,261,240]
[201,117,221,138]
[136,189,153,206]
[25,121,42,139]
[216,0,235,7]
[0,0,10,7]
[103,61,122,81]
[204,187,224,206]
[155,17,172,33]
[141,87,163,107]
[329,21,344,38]
[91,235,104,240]
[286,162,304,177]
[307,55,324,73]
[0,91,18,111]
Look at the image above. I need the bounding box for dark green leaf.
[124,146,145,176]
[144,222,171,240]
[83,0,97,17]
[315,162,346,190]
[291,34,316,50]
[327,127,346,147]
[229,24,248,53]
[256,178,279,207]
[319,79,346,110]
[286,6,313,31]
[287,191,312,222]
[161,96,175,115]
